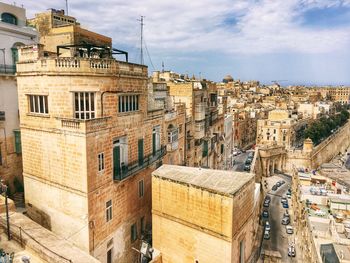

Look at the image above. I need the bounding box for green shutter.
[152,133,156,156]
[138,139,144,166]
[202,140,208,157]
[13,130,21,154]
[221,144,224,154]
[113,146,121,180]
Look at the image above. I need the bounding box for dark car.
[272,185,278,191]
[244,164,251,171]
[265,195,271,202]
[283,202,289,208]
[262,210,269,218]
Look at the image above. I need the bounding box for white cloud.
[4,0,350,55]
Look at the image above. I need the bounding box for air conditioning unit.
[0,111,5,121]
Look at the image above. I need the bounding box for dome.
[223,74,234,83]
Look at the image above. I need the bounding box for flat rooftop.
[153,164,254,196]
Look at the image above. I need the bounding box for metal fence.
[0,65,16,74]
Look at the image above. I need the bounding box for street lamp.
[0,180,10,240]
[0,48,6,73]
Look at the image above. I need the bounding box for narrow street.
[262,173,298,262]
[232,152,249,172]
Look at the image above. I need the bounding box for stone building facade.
[0,2,37,192]
[16,40,167,263]
[151,71,225,169]
[152,165,259,263]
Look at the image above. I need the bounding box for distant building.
[152,165,260,263]
[0,2,37,192]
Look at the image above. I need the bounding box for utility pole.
[0,180,10,240]
[138,16,144,65]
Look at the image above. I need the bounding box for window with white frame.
[98,152,104,172]
[167,129,178,143]
[74,92,95,119]
[28,95,48,114]
[118,95,139,113]
[106,200,112,222]
[138,180,144,198]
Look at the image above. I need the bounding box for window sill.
[27,113,50,118]
[118,111,140,116]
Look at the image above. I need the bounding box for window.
[152,126,161,155]
[106,200,112,222]
[138,139,144,166]
[13,130,21,154]
[274,129,276,134]
[1,13,17,25]
[131,223,137,242]
[118,95,139,113]
[239,240,245,263]
[140,217,145,234]
[98,153,104,172]
[202,140,208,157]
[107,248,112,263]
[74,92,95,119]
[179,124,183,134]
[28,95,48,114]
[167,129,178,143]
[113,137,128,180]
[138,180,144,198]
[221,144,224,154]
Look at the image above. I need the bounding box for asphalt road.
[232,152,249,172]
[262,174,296,262]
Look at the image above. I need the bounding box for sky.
[4,0,350,85]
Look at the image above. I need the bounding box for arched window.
[1,13,17,25]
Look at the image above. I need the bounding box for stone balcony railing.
[164,111,177,122]
[17,49,147,77]
[57,116,111,134]
[167,140,179,152]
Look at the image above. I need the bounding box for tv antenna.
[137,16,145,65]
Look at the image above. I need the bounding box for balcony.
[113,145,166,181]
[167,140,179,152]
[0,64,16,75]
[57,116,110,133]
[195,102,206,121]
[194,121,205,139]
[164,111,177,122]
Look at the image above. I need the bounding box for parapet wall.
[286,120,350,171]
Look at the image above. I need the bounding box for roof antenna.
[137,16,145,65]
[65,0,69,15]
[162,61,164,72]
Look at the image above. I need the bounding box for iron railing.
[0,64,16,74]
[113,146,166,181]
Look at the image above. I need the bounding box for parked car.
[262,210,269,218]
[286,225,294,234]
[281,197,287,203]
[283,202,289,208]
[315,210,326,217]
[264,230,270,240]
[244,164,251,171]
[288,245,296,257]
[272,185,278,191]
[276,182,281,187]
[265,195,271,202]
[265,221,271,231]
[284,211,290,218]
[263,201,270,207]
[282,217,290,225]
[280,180,285,185]
[286,192,291,199]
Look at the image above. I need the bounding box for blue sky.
[5,0,350,85]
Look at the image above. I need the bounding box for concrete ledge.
[0,212,100,263]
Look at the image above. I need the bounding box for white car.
[286,225,294,234]
[315,210,326,217]
[265,221,271,231]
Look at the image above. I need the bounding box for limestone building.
[256,109,307,149]
[151,71,226,169]
[0,2,37,192]
[16,10,170,263]
[152,165,260,263]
